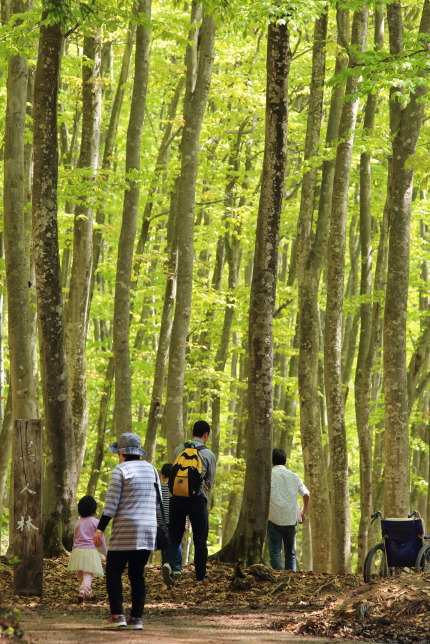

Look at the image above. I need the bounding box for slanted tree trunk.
[383,0,430,517]
[32,12,76,555]
[164,4,216,457]
[218,14,290,565]
[324,5,368,573]
[113,0,151,434]
[65,32,102,502]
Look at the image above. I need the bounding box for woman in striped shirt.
[93,432,160,630]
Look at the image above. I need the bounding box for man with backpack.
[162,420,217,587]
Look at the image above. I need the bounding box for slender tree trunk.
[90,21,136,299]
[4,0,38,422]
[86,355,114,496]
[0,390,12,535]
[354,1,385,568]
[383,0,430,516]
[113,0,151,434]
[324,5,368,573]
[143,183,179,461]
[165,5,216,457]
[296,10,331,573]
[218,15,290,565]
[65,32,102,495]
[32,13,76,555]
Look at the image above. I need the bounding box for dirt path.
[22,610,368,644]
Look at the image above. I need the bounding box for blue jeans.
[267,521,297,571]
[162,525,183,572]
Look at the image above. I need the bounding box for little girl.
[68,495,107,602]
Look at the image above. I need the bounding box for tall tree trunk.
[4,0,38,422]
[143,182,179,461]
[383,0,430,517]
[324,6,368,572]
[0,390,12,539]
[86,355,114,496]
[65,32,102,494]
[113,0,151,434]
[165,4,216,457]
[218,14,290,565]
[296,10,331,573]
[91,20,136,298]
[354,2,384,569]
[32,12,76,555]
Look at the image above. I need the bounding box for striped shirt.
[103,459,159,551]
[160,482,170,523]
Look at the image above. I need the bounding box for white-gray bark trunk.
[324,6,368,573]
[383,0,430,517]
[165,5,216,457]
[113,0,151,434]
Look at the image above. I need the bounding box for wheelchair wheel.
[364,543,387,583]
[415,543,430,573]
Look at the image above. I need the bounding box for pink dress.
[67,516,107,576]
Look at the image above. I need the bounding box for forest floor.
[1,556,429,643]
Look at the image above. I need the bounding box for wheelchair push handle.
[370,511,382,524]
[408,510,421,519]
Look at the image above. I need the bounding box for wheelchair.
[363,510,430,583]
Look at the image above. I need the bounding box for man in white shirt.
[267,448,310,571]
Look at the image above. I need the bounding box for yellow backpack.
[169,442,205,497]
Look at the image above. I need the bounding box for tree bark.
[165,4,216,457]
[65,32,102,493]
[296,10,331,573]
[113,0,151,434]
[324,5,368,573]
[218,15,290,565]
[383,0,430,517]
[3,0,38,422]
[32,14,76,555]
[354,1,384,569]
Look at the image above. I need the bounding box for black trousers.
[106,549,150,618]
[165,494,208,581]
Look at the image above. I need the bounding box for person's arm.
[205,451,217,489]
[93,514,111,548]
[300,493,310,524]
[93,467,122,547]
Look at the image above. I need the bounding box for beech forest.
[0,0,429,575]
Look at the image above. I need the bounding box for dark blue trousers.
[165,495,208,581]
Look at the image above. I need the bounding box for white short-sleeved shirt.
[268,465,309,526]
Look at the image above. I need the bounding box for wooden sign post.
[13,419,43,596]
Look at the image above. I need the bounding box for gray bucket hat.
[108,432,146,457]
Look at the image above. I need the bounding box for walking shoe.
[162,563,175,588]
[104,614,127,629]
[128,617,143,630]
[196,576,210,585]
